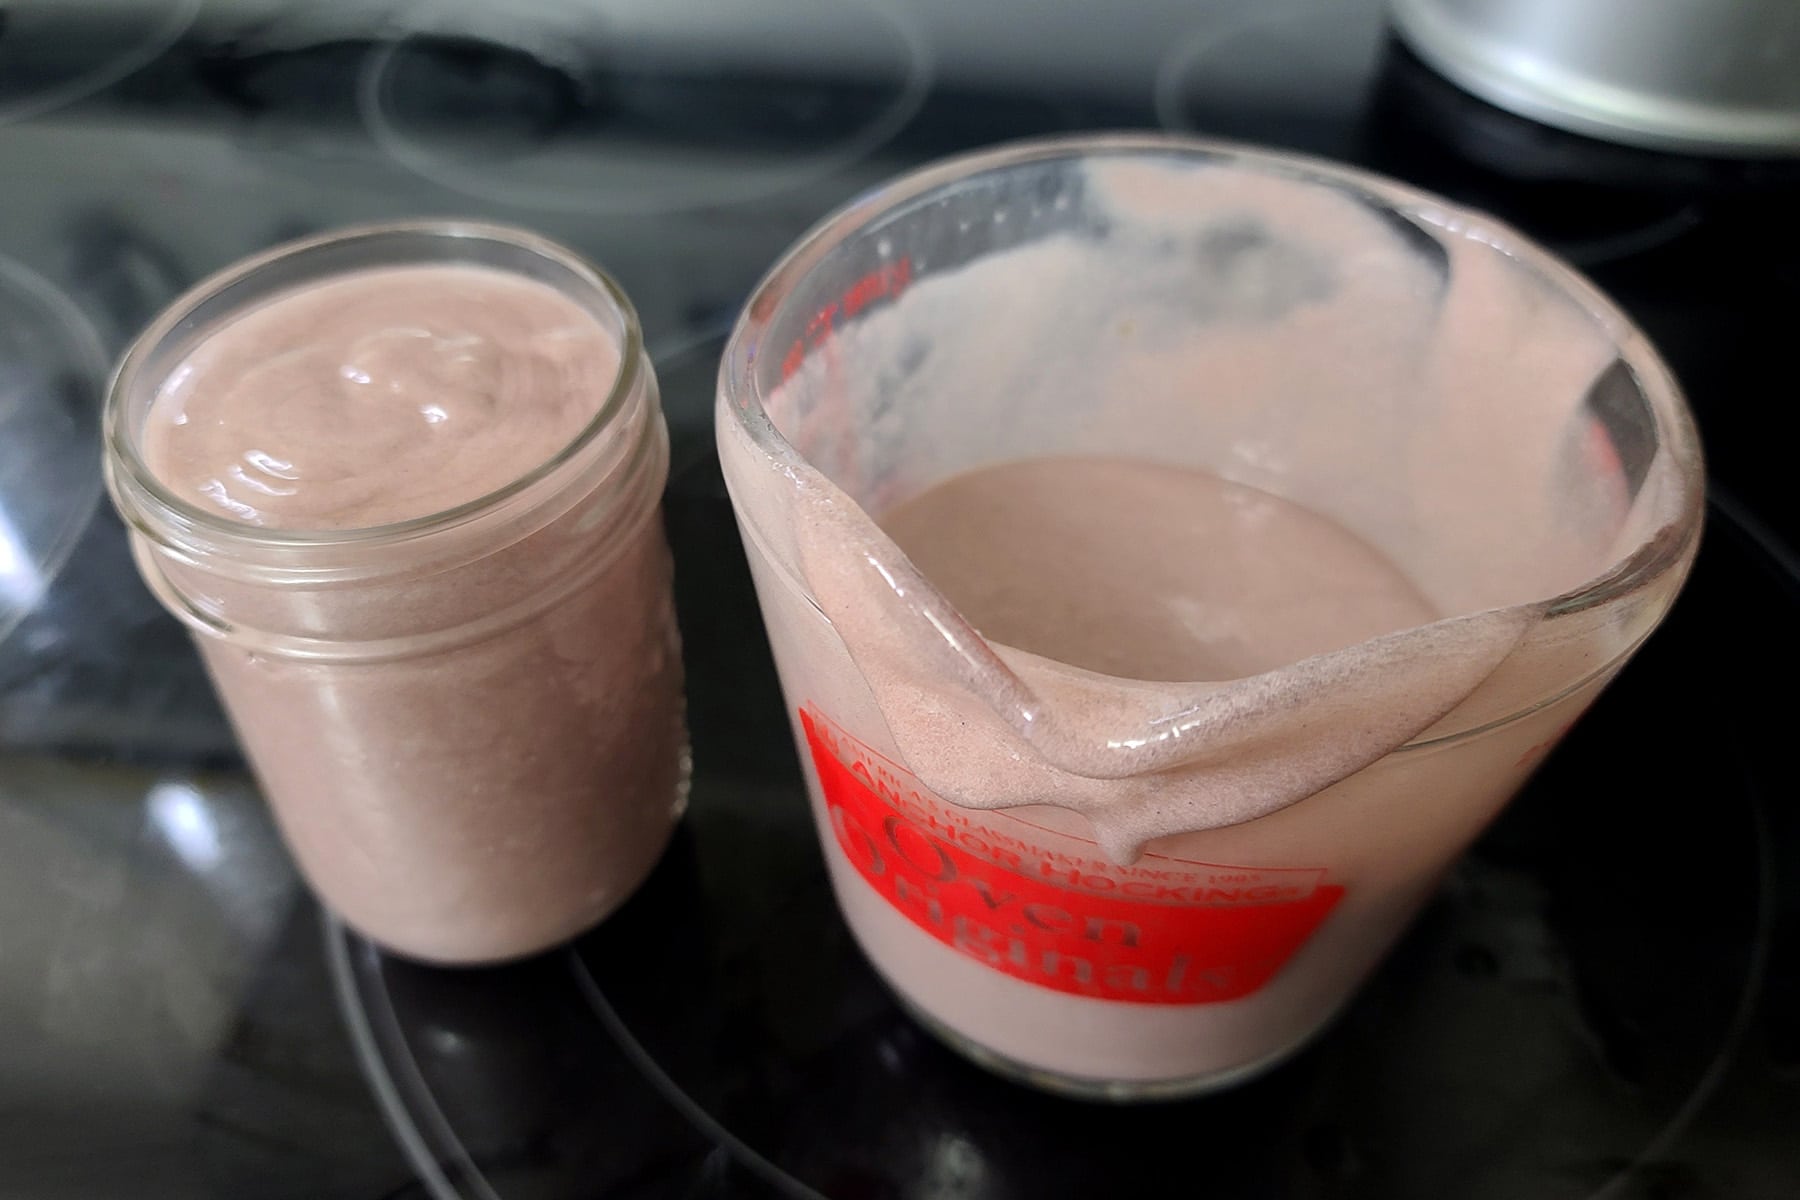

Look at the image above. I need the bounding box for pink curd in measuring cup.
[723,147,1696,1093]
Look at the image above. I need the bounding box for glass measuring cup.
[717,134,1702,1098]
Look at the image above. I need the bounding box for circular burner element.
[334,488,1789,1199]
[0,256,107,647]
[1155,0,1390,160]
[0,0,198,125]
[360,0,932,216]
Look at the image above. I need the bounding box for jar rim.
[104,219,646,549]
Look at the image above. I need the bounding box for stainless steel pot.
[1390,0,1800,156]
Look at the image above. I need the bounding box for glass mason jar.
[717,134,1703,1098]
[105,222,687,965]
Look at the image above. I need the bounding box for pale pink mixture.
[880,456,1439,682]
[146,265,608,529]
[721,154,1694,1088]
[141,264,684,964]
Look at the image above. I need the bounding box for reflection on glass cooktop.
[363,0,933,215]
[0,0,198,124]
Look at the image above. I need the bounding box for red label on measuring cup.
[780,257,913,381]
[800,707,1343,1006]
